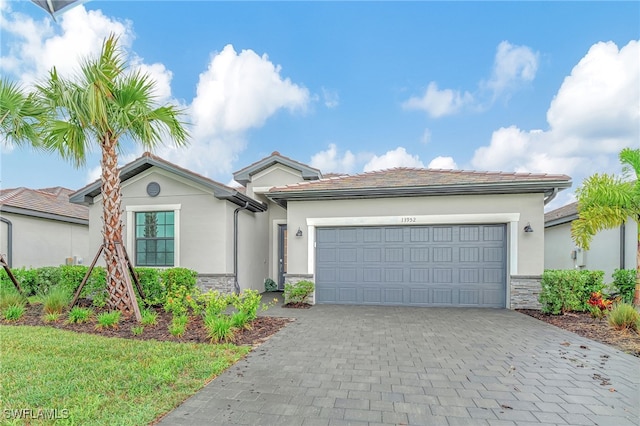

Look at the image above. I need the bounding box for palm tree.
[0,78,49,148]
[571,148,640,306]
[34,34,188,316]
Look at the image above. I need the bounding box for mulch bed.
[518,309,640,358]
[2,301,293,347]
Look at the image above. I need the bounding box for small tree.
[571,148,640,306]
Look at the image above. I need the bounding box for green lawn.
[0,326,249,425]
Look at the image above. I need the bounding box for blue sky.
[1,1,638,211]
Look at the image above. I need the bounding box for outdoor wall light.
[524,223,534,233]
[295,227,303,237]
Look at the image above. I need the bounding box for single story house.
[0,187,89,268]
[70,151,572,309]
[544,202,637,282]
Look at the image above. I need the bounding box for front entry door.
[277,224,287,290]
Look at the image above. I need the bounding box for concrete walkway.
[158,295,640,425]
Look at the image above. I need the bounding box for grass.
[608,302,640,331]
[95,311,121,329]
[40,286,70,315]
[0,287,26,311]
[0,326,249,425]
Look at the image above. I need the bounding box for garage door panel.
[316,224,506,307]
[384,288,403,303]
[459,289,480,305]
[363,268,381,282]
[362,287,381,303]
[410,268,429,282]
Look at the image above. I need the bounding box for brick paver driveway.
[158,301,639,425]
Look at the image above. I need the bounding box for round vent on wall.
[146,182,161,197]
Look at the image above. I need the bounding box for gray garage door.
[316,224,506,307]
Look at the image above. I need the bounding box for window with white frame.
[126,204,180,268]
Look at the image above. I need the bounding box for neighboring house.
[544,202,637,282]
[70,151,571,309]
[0,187,89,268]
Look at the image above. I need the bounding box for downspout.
[620,223,626,269]
[0,217,12,267]
[544,187,558,206]
[233,202,250,295]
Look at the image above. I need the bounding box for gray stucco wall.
[286,193,544,277]
[0,212,89,268]
[86,168,269,294]
[545,219,637,283]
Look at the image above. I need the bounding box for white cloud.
[363,147,424,172]
[159,44,310,177]
[310,143,355,173]
[421,128,432,144]
[0,5,132,85]
[428,156,457,170]
[483,41,539,98]
[471,40,639,191]
[321,87,340,108]
[402,82,474,118]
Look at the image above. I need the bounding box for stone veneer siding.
[197,274,235,294]
[510,275,542,310]
[284,273,315,304]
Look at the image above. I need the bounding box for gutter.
[543,187,559,206]
[233,202,250,295]
[620,223,626,269]
[0,217,12,267]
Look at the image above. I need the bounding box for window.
[135,211,175,266]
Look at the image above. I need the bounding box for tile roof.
[544,201,578,225]
[270,167,572,193]
[0,186,89,221]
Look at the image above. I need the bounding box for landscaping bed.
[2,300,292,347]
[518,309,640,357]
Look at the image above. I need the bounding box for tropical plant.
[571,148,640,306]
[0,78,48,148]
[0,287,26,311]
[204,314,235,343]
[30,34,188,317]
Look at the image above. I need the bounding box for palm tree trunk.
[101,136,136,315]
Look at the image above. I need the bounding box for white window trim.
[126,204,181,267]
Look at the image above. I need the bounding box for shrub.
[164,285,199,316]
[200,291,230,317]
[140,309,158,326]
[169,314,188,337]
[131,325,144,336]
[539,270,605,314]
[284,280,315,305]
[204,314,235,343]
[608,303,639,331]
[0,267,38,296]
[68,307,93,324]
[611,269,636,304]
[41,286,71,314]
[3,304,25,321]
[576,270,605,311]
[96,311,121,329]
[230,289,262,320]
[264,278,277,292]
[162,267,197,294]
[135,268,164,306]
